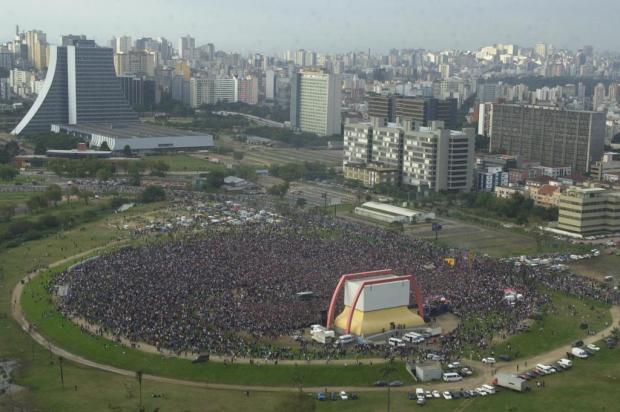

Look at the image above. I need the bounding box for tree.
[205,170,225,189]
[34,142,47,155]
[123,145,133,157]
[99,141,111,151]
[27,195,48,212]
[96,168,112,182]
[267,181,289,198]
[140,185,166,203]
[0,203,15,222]
[79,190,93,204]
[0,164,18,180]
[148,160,170,177]
[128,168,141,186]
[44,184,62,206]
[296,197,307,209]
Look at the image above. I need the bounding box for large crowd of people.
[50,213,619,360]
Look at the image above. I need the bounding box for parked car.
[558,358,573,368]
[373,380,387,387]
[432,390,440,398]
[571,347,589,358]
[407,392,416,400]
[442,391,452,400]
[316,392,326,401]
[482,357,496,364]
[389,380,403,387]
[586,343,600,352]
[416,397,426,406]
[350,393,358,400]
[330,392,338,401]
[339,391,348,400]
[499,354,512,361]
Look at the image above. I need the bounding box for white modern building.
[402,122,475,191]
[52,123,214,154]
[290,69,342,136]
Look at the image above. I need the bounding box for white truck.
[494,373,527,392]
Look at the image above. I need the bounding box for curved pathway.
[10,252,620,393]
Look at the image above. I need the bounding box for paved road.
[11,251,620,393]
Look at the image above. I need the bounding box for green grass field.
[490,291,611,359]
[0,190,36,206]
[570,254,620,281]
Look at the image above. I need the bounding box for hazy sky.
[2,0,619,53]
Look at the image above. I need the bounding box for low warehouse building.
[51,123,214,154]
[355,201,435,223]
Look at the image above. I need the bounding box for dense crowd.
[51,213,619,359]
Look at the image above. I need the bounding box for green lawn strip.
[489,291,611,359]
[22,267,411,387]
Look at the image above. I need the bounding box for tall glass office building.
[12,40,138,135]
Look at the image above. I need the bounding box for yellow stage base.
[334,305,425,336]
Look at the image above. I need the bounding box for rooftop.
[57,122,212,139]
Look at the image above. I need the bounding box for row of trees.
[461,192,558,223]
[269,161,335,182]
[46,158,170,181]
[245,126,340,148]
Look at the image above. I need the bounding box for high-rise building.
[294,49,306,66]
[489,104,605,172]
[215,77,238,103]
[114,51,156,77]
[178,35,195,60]
[290,69,342,136]
[0,46,14,70]
[238,76,259,105]
[395,96,457,129]
[11,40,138,135]
[343,119,475,191]
[534,43,547,59]
[367,94,395,123]
[115,36,132,53]
[402,122,475,191]
[25,30,48,70]
[608,83,619,104]
[119,76,158,108]
[189,78,214,108]
[265,69,276,100]
[61,34,86,46]
[439,63,451,80]
[343,121,373,165]
[205,43,215,60]
[593,82,606,110]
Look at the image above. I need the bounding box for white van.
[337,334,354,345]
[442,372,463,382]
[571,347,588,358]
[535,363,555,374]
[403,332,425,344]
[481,384,496,394]
[388,337,406,347]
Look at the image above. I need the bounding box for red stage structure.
[326,269,425,331]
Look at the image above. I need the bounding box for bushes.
[139,185,166,203]
[0,164,18,180]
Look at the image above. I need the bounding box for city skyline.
[2,0,620,54]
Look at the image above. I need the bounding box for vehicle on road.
[482,357,496,364]
[389,380,403,387]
